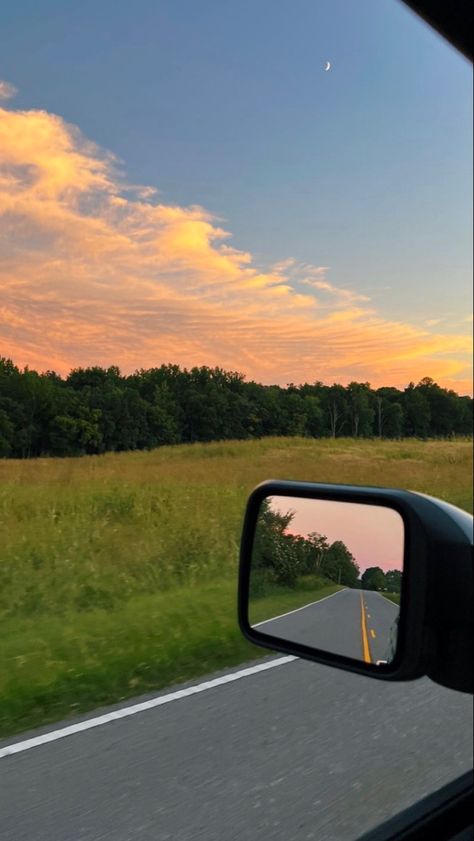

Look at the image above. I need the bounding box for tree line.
[0,357,471,458]
[252,499,360,590]
[251,500,402,593]
[361,567,402,593]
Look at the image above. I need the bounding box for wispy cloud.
[0,80,17,102]
[271,257,297,274]
[0,103,472,393]
[301,275,371,305]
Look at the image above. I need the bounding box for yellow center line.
[370,629,376,639]
[360,592,372,664]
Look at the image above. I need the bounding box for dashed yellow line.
[370,629,376,639]
[360,592,372,663]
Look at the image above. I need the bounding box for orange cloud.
[0,103,472,394]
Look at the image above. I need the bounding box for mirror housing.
[238,481,473,694]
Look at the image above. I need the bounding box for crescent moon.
[325,61,331,71]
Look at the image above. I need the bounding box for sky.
[1,0,472,391]
[270,496,405,573]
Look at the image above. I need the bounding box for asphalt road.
[0,654,472,841]
[255,588,399,663]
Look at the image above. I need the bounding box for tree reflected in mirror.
[249,496,404,665]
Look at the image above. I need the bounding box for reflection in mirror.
[249,496,404,665]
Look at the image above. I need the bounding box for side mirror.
[238,481,473,693]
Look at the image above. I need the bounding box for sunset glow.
[0,100,471,391]
[273,496,405,573]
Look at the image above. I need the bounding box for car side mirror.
[238,481,473,693]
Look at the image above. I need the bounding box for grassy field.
[0,437,472,737]
[382,592,401,605]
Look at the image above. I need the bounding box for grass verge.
[0,577,343,740]
[0,579,260,739]
[249,580,343,625]
[381,592,401,605]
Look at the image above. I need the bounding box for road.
[255,588,399,663]
[0,653,472,841]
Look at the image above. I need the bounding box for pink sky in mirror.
[270,496,404,573]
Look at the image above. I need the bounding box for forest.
[0,356,472,458]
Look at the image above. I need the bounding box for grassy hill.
[0,437,472,737]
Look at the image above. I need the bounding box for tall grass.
[0,437,471,736]
[0,479,243,620]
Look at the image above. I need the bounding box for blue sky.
[1,0,472,389]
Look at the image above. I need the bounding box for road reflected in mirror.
[249,496,404,664]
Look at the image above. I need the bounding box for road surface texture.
[255,589,398,663]
[1,652,472,841]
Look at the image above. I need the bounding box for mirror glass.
[249,495,404,665]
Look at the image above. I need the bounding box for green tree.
[302,395,324,437]
[416,377,464,437]
[453,395,473,435]
[252,500,298,587]
[0,409,14,456]
[320,540,360,587]
[325,384,348,438]
[282,389,308,436]
[49,409,103,456]
[374,387,404,439]
[403,384,431,438]
[304,532,330,573]
[361,567,387,591]
[385,569,402,593]
[346,382,374,437]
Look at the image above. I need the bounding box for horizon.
[2,354,472,397]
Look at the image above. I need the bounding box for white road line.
[0,656,296,760]
[253,588,347,628]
